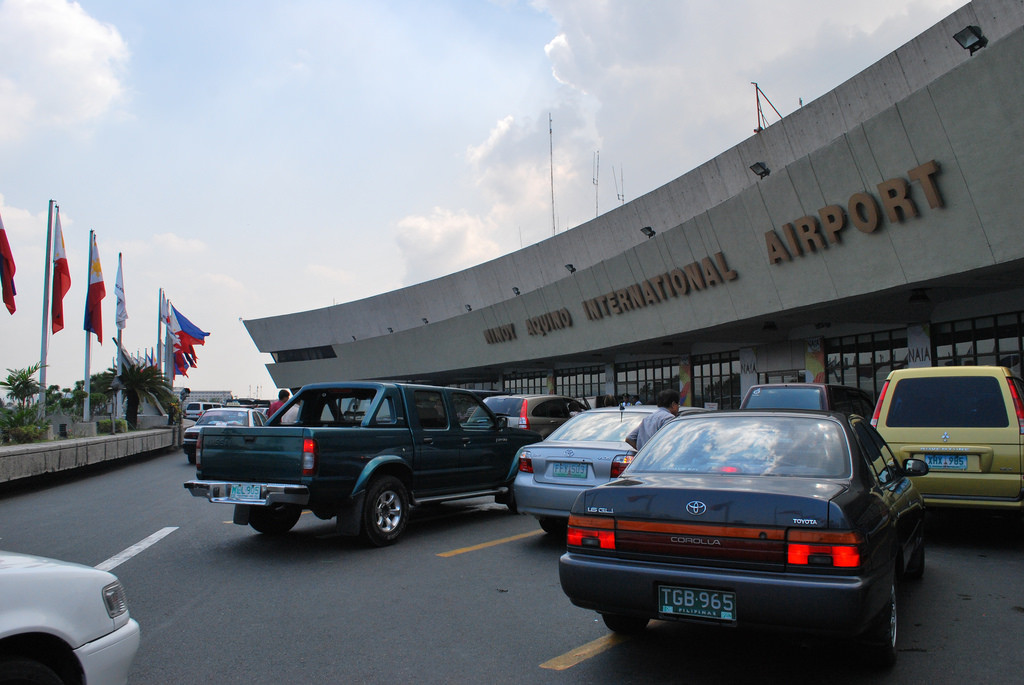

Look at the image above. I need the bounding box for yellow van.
[871,366,1024,511]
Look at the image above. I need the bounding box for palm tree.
[1,363,42,409]
[99,359,174,428]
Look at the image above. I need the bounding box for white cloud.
[153,233,207,254]
[394,207,502,286]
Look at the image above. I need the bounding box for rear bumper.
[184,480,310,506]
[513,476,585,519]
[559,551,888,636]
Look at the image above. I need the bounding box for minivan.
[872,365,1024,512]
[183,401,223,421]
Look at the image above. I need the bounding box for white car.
[0,550,141,685]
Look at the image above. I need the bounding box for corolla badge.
[686,501,707,516]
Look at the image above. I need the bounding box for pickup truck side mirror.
[497,416,509,430]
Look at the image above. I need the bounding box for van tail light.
[302,438,319,476]
[196,433,203,469]
[870,380,890,428]
[786,529,862,569]
[518,451,534,473]
[519,402,530,431]
[566,514,616,549]
[1006,377,1024,435]
[610,454,633,478]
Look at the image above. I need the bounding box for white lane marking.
[95,527,178,571]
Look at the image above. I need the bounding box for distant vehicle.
[872,365,1024,513]
[740,383,875,416]
[514,406,707,534]
[0,550,140,684]
[560,410,928,667]
[184,407,267,464]
[183,401,222,421]
[483,394,590,438]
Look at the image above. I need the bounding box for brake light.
[196,433,203,469]
[786,529,862,568]
[1006,377,1024,435]
[870,380,889,428]
[518,451,533,473]
[610,454,633,478]
[519,401,530,430]
[566,514,616,549]
[302,438,319,476]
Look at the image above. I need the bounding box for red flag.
[0,212,15,315]
[51,211,71,332]
[84,233,105,342]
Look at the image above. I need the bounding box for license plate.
[923,454,968,470]
[230,483,262,501]
[659,585,736,622]
[552,462,588,479]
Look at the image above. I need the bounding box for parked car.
[483,395,589,438]
[514,405,708,534]
[559,410,928,667]
[871,364,1024,513]
[0,550,141,684]
[183,401,222,421]
[183,407,267,464]
[740,382,875,416]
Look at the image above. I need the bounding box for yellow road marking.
[540,633,630,670]
[437,529,544,557]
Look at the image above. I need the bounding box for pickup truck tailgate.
[197,427,310,483]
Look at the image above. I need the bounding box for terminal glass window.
[615,358,678,405]
[503,372,548,395]
[933,313,1023,375]
[825,329,907,400]
[691,352,739,409]
[555,366,605,401]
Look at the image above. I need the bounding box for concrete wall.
[0,428,178,485]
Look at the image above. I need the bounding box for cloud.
[0,0,129,142]
[153,233,207,254]
[394,207,502,286]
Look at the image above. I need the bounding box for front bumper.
[184,480,310,506]
[75,618,141,685]
[559,551,888,636]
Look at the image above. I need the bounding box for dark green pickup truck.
[184,382,540,545]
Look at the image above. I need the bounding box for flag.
[0,212,15,315]
[51,211,71,332]
[168,305,209,377]
[115,253,128,329]
[84,233,105,342]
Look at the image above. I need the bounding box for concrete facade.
[244,0,1024,395]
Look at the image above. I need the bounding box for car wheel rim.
[374,490,402,532]
[887,584,897,647]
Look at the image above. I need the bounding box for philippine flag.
[84,233,105,342]
[51,211,71,332]
[169,305,209,377]
[0,212,15,315]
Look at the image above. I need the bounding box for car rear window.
[631,415,851,478]
[484,397,524,416]
[743,386,824,410]
[546,410,647,442]
[886,376,1009,428]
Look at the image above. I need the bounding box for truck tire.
[0,657,65,685]
[361,475,409,547]
[248,504,301,535]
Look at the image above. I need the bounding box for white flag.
[115,253,128,329]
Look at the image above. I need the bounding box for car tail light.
[610,454,633,478]
[566,514,616,549]
[786,529,862,568]
[870,380,889,428]
[196,432,203,469]
[1006,377,1024,435]
[519,401,530,431]
[302,438,319,476]
[518,451,533,473]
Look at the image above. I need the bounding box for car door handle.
[462,437,471,444]
[423,437,433,445]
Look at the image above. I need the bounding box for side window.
[452,392,496,430]
[414,390,448,429]
[371,396,405,426]
[535,400,568,419]
[853,421,895,485]
[832,388,854,416]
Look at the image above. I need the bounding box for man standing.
[625,389,680,451]
[267,389,290,417]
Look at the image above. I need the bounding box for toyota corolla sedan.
[184,407,266,464]
[514,406,707,535]
[559,410,929,667]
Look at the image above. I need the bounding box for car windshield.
[630,415,851,478]
[197,410,249,426]
[744,386,824,410]
[546,410,647,442]
[484,397,524,416]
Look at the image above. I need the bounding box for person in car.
[624,389,680,451]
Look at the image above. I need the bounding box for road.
[1,449,1022,684]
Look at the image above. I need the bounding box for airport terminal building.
[244,0,1024,408]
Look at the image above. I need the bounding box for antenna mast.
[593,151,600,217]
[613,165,624,205]
[752,82,783,133]
[549,113,556,235]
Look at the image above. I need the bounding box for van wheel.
[249,504,301,534]
[361,476,409,547]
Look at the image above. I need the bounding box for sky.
[0,0,966,399]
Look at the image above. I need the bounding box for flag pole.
[115,252,124,424]
[156,288,163,372]
[83,230,94,422]
[37,201,55,417]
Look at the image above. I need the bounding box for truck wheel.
[0,657,65,685]
[248,504,301,535]
[361,476,408,547]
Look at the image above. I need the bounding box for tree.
[1,363,42,409]
[99,359,174,428]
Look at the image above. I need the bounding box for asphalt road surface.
[1,449,1022,684]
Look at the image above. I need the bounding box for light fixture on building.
[422,318,429,324]
[954,25,988,54]
[750,162,770,179]
[512,287,520,296]
[762,321,777,331]
[814,322,831,330]
[351,335,356,341]
[908,288,931,305]
[465,304,472,312]
[565,264,576,274]
[387,327,393,333]
[641,226,656,239]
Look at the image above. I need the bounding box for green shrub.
[97,419,129,433]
